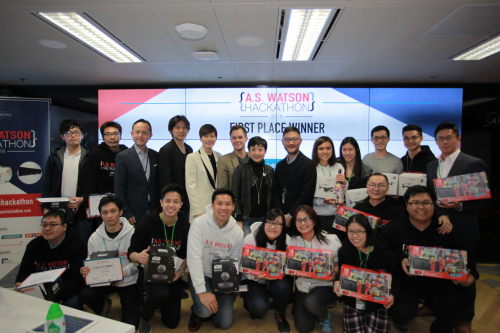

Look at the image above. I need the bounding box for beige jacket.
[217,151,249,190]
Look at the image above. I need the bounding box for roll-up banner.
[0,97,50,286]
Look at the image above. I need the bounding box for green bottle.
[45,303,66,333]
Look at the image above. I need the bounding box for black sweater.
[16,227,87,303]
[401,146,436,173]
[379,211,479,282]
[353,196,405,232]
[337,238,401,312]
[128,207,190,260]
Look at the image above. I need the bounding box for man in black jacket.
[15,209,87,309]
[274,126,316,228]
[41,119,90,242]
[158,115,193,216]
[400,124,436,173]
[84,121,127,220]
[379,186,478,333]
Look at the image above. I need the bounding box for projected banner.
[98,88,463,167]
[0,98,50,285]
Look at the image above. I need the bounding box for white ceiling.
[1,0,500,86]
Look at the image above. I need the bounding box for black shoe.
[275,312,290,333]
[188,312,201,332]
[393,321,408,332]
[250,313,262,321]
[181,289,189,299]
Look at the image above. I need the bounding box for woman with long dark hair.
[312,136,345,235]
[334,214,400,333]
[242,209,292,333]
[288,205,342,333]
[338,137,372,190]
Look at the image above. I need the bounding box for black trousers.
[244,276,293,317]
[294,286,337,333]
[80,283,141,327]
[389,277,465,333]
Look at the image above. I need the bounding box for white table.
[0,287,135,333]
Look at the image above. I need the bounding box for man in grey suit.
[217,125,249,191]
[423,121,489,333]
[115,119,160,226]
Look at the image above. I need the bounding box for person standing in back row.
[400,124,436,173]
[363,125,403,174]
[217,125,249,191]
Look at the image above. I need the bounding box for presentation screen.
[98,88,462,167]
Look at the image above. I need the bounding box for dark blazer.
[114,145,160,222]
[274,151,317,216]
[426,152,489,241]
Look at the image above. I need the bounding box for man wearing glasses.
[15,209,87,309]
[115,119,160,226]
[41,119,90,242]
[274,126,317,228]
[424,122,489,333]
[84,121,127,221]
[363,125,404,174]
[400,124,436,173]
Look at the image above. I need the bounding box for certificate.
[16,268,66,289]
[88,194,111,217]
[84,257,124,286]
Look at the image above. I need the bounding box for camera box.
[314,175,345,204]
[240,244,286,280]
[338,264,392,305]
[36,197,75,225]
[285,246,333,280]
[89,250,119,260]
[382,173,399,196]
[408,245,468,282]
[433,172,491,203]
[398,173,427,196]
[212,259,240,293]
[144,247,178,284]
[345,188,368,208]
[333,206,379,232]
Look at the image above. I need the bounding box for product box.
[89,250,119,260]
[212,259,240,293]
[285,246,333,280]
[36,197,75,225]
[408,245,468,282]
[382,173,399,196]
[333,206,379,232]
[16,268,65,301]
[88,193,110,217]
[144,247,179,284]
[240,244,286,279]
[433,172,491,203]
[338,264,392,305]
[315,175,345,204]
[398,173,427,196]
[345,188,368,208]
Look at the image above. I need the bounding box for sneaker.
[393,321,409,332]
[250,313,262,321]
[320,313,334,333]
[274,312,290,333]
[188,312,202,332]
[138,317,152,333]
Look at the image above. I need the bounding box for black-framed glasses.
[64,131,82,137]
[296,217,313,224]
[265,221,283,228]
[436,135,457,143]
[283,137,300,143]
[372,136,388,141]
[103,132,121,138]
[347,230,366,236]
[40,223,63,229]
[368,183,387,189]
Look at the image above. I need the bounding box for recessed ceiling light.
[452,33,500,60]
[38,39,68,49]
[36,12,143,63]
[236,36,264,46]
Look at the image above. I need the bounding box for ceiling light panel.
[37,12,143,63]
[452,34,500,60]
[282,8,333,61]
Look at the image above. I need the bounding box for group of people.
[13,116,489,333]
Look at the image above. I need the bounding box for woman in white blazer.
[185,124,222,222]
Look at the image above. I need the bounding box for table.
[0,287,135,333]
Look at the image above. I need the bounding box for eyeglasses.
[296,217,313,224]
[407,201,433,207]
[40,223,63,229]
[265,221,283,228]
[403,136,420,142]
[348,230,366,236]
[133,130,150,136]
[283,137,300,143]
[368,183,387,189]
[372,136,388,141]
[64,131,82,137]
[436,135,457,143]
[103,132,121,138]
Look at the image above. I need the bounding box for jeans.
[244,276,293,316]
[139,270,182,328]
[76,218,92,244]
[188,275,235,330]
[242,217,262,238]
[63,293,83,310]
[80,284,141,327]
[294,286,337,333]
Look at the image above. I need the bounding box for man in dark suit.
[158,115,193,216]
[424,121,489,333]
[274,126,317,227]
[115,119,160,226]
